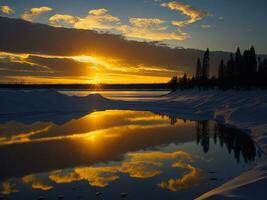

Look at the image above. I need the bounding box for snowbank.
[162,90,267,200]
[0,89,267,199]
[0,90,110,114]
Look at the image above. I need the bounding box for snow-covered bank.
[0,90,110,116]
[160,90,267,200]
[0,89,267,199]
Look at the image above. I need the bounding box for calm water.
[0,110,259,200]
[58,90,169,101]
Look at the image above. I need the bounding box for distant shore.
[0,83,169,90]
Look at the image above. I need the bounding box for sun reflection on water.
[0,110,258,198]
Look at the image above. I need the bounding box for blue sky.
[1,0,267,53]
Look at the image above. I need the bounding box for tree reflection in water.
[160,114,258,164]
[196,120,259,163]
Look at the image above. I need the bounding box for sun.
[91,76,100,85]
[90,76,103,91]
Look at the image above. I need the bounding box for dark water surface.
[0,110,259,199]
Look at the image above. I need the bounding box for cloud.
[89,8,108,16]
[0,53,50,77]
[158,162,205,192]
[201,24,211,29]
[49,14,80,26]
[129,18,165,27]
[161,1,208,27]
[21,6,53,22]
[49,9,189,41]
[0,52,177,84]
[49,8,120,30]
[0,16,230,80]
[0,53,94,83]
[75,9,119,30]
[0,181,19,195]
[49,166,120,187]
[22,175,53,191]
[0,5,15,15]
[117,17,190,41]
[49,150,193,187]
[27,55,94,76]
[0,121,52,145]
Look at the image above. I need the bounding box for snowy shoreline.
[0,89,267,199]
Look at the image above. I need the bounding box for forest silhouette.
[169,46,267,90]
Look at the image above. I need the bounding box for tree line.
[168,46,267,90]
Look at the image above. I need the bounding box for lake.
[0,109,259,200]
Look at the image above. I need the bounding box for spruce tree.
[218,59,225,80]
[235,47,242,77]
[250,46,257,74]
[196,58,202,80]
[202,48,210,79]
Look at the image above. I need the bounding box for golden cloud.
[129,18,165,27]
[0,122,52,145]
[49,166,120,187]
[127,151,192,162]
[22,175,53,191]
[158,162,205,192]
[0,181,19,195]
[120,160,162,178]
[116,17,190,41]
[89,8,108,16]
[49,14,80,25]
[0,52,95,84]
[48,150,194,187]
[1,17,222,83]
[21,6,53,22]
[0,5,14,15]
[49,9,189,41]
[117,24,190,41]
[161,1,208,27]
[49,8,120,30]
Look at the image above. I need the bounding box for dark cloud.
[0,57,48,77]
[0,16,234,77]
[0,54,93,79]
[27,55,93,76]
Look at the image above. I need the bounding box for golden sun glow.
[89,76,103,90]
[91,76,101,84]
[0,51,173,84]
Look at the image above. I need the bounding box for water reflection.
[158,162,205,192]
[48,151,193,188]
[0,110,258,199]
[158,115,257,163]
[195,120,257,163]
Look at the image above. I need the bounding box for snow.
[0,89,267,199]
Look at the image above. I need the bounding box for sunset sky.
[0,0,266,84]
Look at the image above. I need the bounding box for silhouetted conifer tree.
[168,76,178,91]
[235,47,242,77]
[250,46,257,74]
[226,54,235,80]
[218,60,225,80]
[196,58,202,80]
[202,48,210,80]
